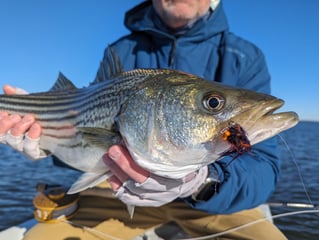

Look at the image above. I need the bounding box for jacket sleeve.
[184,49,281,214]
[185,137,280,214]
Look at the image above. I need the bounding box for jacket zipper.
[169,39,177,67]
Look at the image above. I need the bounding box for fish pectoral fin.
[67,172,112,194]
[78,127,122,149]
[126,204,135,219]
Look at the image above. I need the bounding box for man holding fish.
[0,0,294,239]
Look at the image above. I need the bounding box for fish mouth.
[230,98,299,145]
[251,98,285,122]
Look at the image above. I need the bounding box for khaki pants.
[24,188,287,240]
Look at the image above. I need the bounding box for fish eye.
[203,94,225,112]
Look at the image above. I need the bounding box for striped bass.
[0,68,299,193]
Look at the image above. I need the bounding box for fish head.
[117,70,299,178]
[201,81,299,158]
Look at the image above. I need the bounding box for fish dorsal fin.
[50,72,77,91]
[91,46,124,85]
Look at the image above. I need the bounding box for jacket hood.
[124,0,229,42]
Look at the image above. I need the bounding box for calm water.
[269,121,319,240]
[0,121,318,239]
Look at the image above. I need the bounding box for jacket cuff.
[190,163,224,201]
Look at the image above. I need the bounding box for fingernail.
[22,115,34,123]
[0,112,8,120]
[108,148,120,161]
[9,115,21,122]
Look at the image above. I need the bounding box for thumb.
[3,85,29,95]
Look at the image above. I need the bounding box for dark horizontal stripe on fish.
[0,79,117,104]
[42,133,77,140]
[57,142,89,149]
[1,91,83,103]
[0,92,92,108]
[41,124,76,131]
[34,101,118,124]
[0,70,156,112]
[0,71,159,124]
[0,93,120,120]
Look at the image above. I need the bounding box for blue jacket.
[96,1,280,214]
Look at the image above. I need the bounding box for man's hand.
[104,145,150,190]
[0,85,46,159]
[103,145,208,207]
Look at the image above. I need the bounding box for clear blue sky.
[0,0,318,121]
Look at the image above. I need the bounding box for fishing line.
[277,134,315,207]
[56,208,319,240]
[57,216,122,240]
[178,208,319,240]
